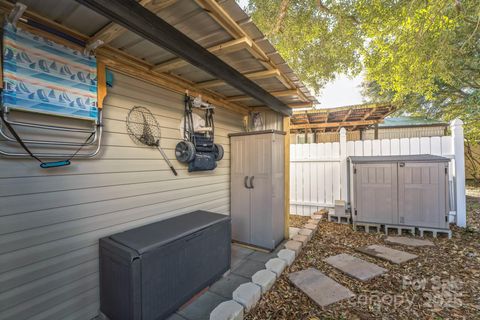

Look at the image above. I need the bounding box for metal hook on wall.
[5,2,27,28]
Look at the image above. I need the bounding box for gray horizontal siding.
[0,72,243,320]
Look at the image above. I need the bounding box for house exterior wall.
[0,72,244,320]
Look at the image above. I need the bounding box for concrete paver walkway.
[385,236,434,247]
[289,268,355,307]
[324,253,387,281]
[357,244,418,264]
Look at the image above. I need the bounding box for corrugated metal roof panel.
[13,0,318,110]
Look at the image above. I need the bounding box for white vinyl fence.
[290,119,467,227]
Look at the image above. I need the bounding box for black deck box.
[99,210,231,320]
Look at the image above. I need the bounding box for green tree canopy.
[244,0,480,140]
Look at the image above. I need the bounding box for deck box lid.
[109,210,230,254]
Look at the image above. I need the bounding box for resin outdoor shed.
[0,0,317,319]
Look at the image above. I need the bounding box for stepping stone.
[324,253,387,281]
[232,282,261,312]
[357,245,417,264]
[210,300,244,320]
[289,268,355,307]
[307,219,320,225]
[284,240,302,256]
[289,227,300,239]
[277,249,295,266]
[385,236,434,247]
[304,223,318,230]
[311,213,323,220]
[298,228,313,240]
[292,234,308,245]
[265,258,287,277]
[252,269,276,293]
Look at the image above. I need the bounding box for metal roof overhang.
[1,0,317,116]
[75,0,292,116]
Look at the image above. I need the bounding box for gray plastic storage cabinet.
[229,130,285,250]
[99,211,231,320]
[350,155,450,229]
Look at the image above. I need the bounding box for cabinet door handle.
[244,176,250,189]
[249,176,254,189]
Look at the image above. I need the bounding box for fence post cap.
[339,127,347,135]
[450,118,463,127]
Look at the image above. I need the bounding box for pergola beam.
[289,102,314,109]
[291,120,380,130]
[337,108,353,132]
[197,69,281,89]
[226,89,299,102]
[89,0,178,45]
[193,0,312,102]
[152,37,252,72]
[75,0,292,115]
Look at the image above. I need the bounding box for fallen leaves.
[245,187,480,320]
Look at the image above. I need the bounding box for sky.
[316,74,365,108]
[235,0,365,109]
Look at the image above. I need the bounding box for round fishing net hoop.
[126,106,161,147]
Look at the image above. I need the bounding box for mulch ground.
[246,187,480,320]
[289,215,310,228]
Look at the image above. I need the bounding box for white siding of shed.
[0,72,244,320]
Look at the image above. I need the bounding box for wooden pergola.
[290,103,395,133]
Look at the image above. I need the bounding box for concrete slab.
[307,219,319,225]
[385,236,434,247]
[284,240,302,256]
[324,253,387,281]
[231,245,254,260]
[357,245,418,264]
[166,313,186,320]
[289,227,300,239]
[289,268,355,307]
[178,291,227,320]
[311,213,323,220]
[209,273,250,299]
[231,245,254,269]
[277,249,295,266]
[246,251,276,263]
[298,228,313,240]
[252,269,276,293]
[232,282,261,312]
[231,259,265,278]
[209,300,244,320]
[304,223,318,230]
[265,258,287,277]
[292,234,309,245]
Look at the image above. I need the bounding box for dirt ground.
[246,186,480,320]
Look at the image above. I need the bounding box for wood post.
[283,116,291,238]
[96,61,107,109]
[451,119,466,227]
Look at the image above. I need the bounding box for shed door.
[249,133,274,249]
[354,163,398,224]
[230,135,252,243]
[398,162,448,228]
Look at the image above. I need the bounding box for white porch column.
[451,119,466,228]
[339,127,348,201]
